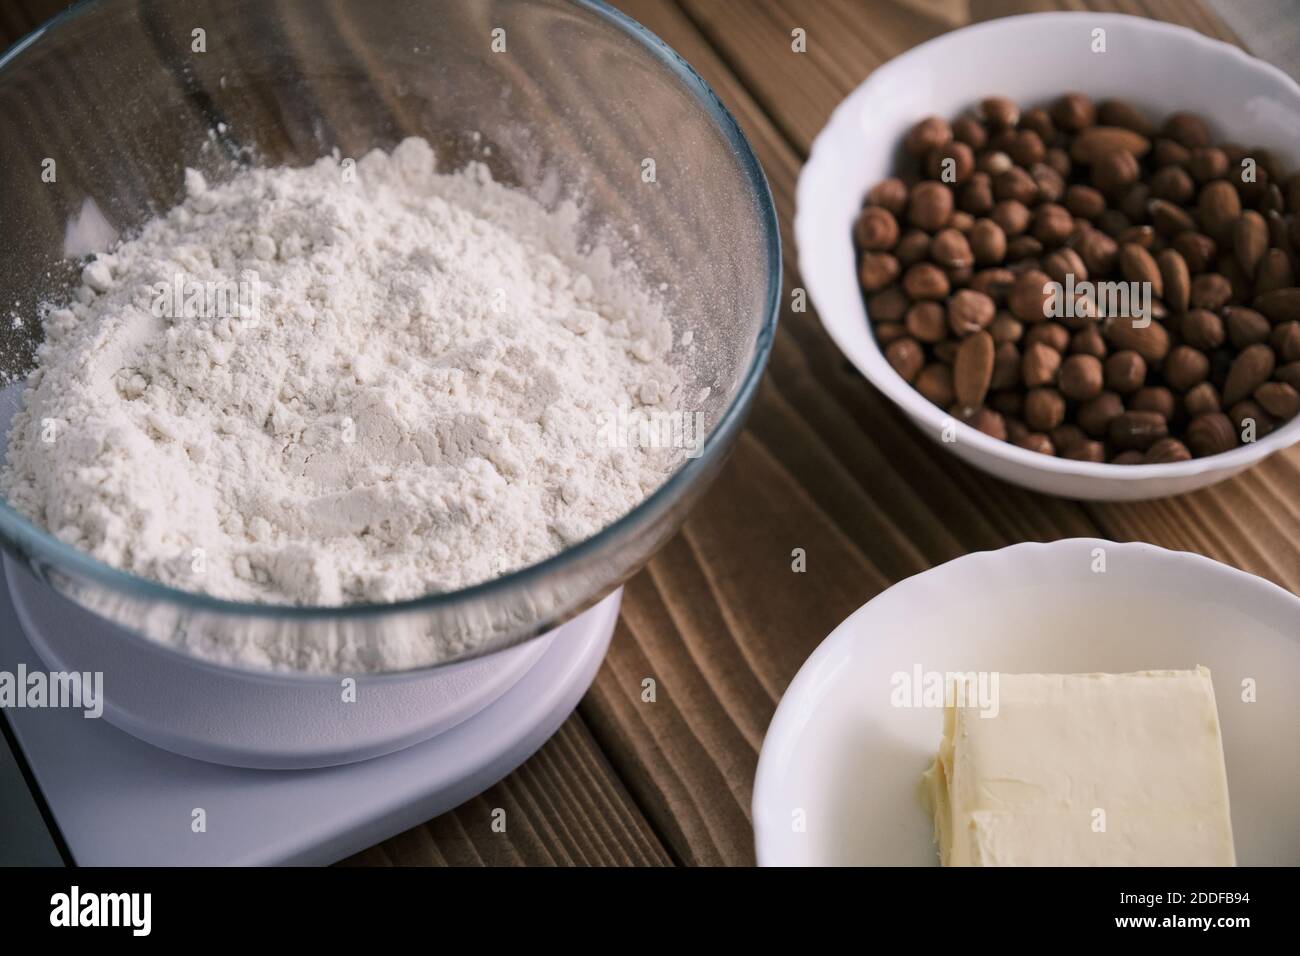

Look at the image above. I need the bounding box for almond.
[1144,437,1190,463]
[1108,411,1168,450]
[1254,287,1300,323]
[1255,381,1300,419]
[1149,198,1196,237]
[1069,126,1152,165]
[1097,100,1156,136]
[1225,307,1271,349]
[1233,210,1269,277]
[1118,243,1163,298]
[1172,231,1216,275]
[1222,343,1276,406]
[953,330,995,408]
[1103,316,1170,362]
[1256,249,1295,296]
[1157,248,1190,313]
[1190,272,1232,311]
[1187,413,1238,457]
[1144,437,1192,463]
[1198,180,1241,243]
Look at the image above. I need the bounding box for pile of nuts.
[856,93,1300,463]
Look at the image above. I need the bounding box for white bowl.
[795,12,1300,500]
[752,539,1300,866]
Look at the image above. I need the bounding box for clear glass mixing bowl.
[0,0,779,675]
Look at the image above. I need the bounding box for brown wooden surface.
[2,0,1293,867]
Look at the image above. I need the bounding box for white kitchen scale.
[0,559,620,866]
[0,371,620,867]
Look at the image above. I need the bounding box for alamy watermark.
[0,664,102,718]
[151,270,261,324]
[890,665,1000,718]
[597,404,706,459]
[1045,274,1152,327]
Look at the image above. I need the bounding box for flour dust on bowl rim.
[0,0,782,681]
[795,11,1300,500]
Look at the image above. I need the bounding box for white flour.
[2,138,683,609]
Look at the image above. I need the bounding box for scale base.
[0,571,619,866]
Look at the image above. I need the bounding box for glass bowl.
[0,0,780,675]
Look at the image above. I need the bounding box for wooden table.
[2,0,1294,867]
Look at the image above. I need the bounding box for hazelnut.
[994,167,1038,205]
[1008,270,1054,322]
[931,228,974,269]
[1162,345,1210,391]
[1165,112,1212,150]
[979,96,1020,129]
[926,141,976,184]
[915,363,955,407]
[902,262,950,300]
[1052,93,1096,132]
[1016,433,1056,455]
[859,252,900,292]
[866,178,909,215]
[884,336,925,383]
[1009,130,1046,168]
[991,200,1031,237]
[959,174,995,215]
[1022,342,1062,387]
[867,287,909,323]
[1032,204,1074,246]
[969,219,1007,265]
[1077,391,1124,438]
[905,301,948,343]
[908,181,955,232]
[1104,350,1147,393]
[904,116,952,158]
[952,115,988,150]
[1132,386,1177,421]
[1063,440,1106,462]
[1059,354,1104,401]
[1024,387,1067,431]
[947,289,996,335]
[895,229,932,266]
[854,206,900,251]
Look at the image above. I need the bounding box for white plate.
[752,539,1300,865]
[795,12,1300,499]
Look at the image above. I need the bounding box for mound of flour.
[2,138,682,606]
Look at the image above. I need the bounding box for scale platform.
[0,564,619,866]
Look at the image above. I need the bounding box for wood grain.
[342,717,672,866]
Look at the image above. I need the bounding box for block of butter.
[921,667,1235,866]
